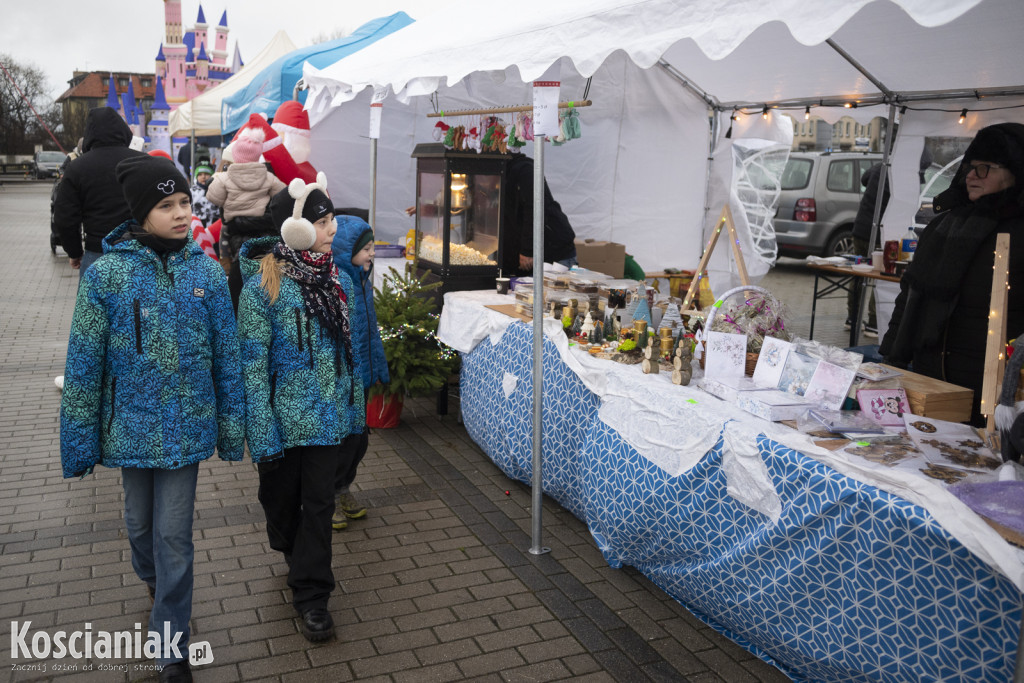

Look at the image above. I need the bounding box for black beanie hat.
[353,228,374,255]
[116,155,190,224]
[269,186,333,229]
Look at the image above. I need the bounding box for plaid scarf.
[273,242,354,391]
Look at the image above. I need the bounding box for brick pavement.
[1,181,797,682]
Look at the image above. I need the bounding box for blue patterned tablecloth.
[460,321,1022,682]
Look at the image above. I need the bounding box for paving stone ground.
[0,180,858,682]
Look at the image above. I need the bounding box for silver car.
[32,151,67,179]
[774,152,882,257]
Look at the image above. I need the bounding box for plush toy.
[241,102,318,186]
[995,336,1024,462]
[432,120,450,141]
[466,126,481,153]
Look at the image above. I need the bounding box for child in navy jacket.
[330,217,390,529]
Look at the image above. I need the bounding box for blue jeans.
[122,464,199,666]
[79,249,102,278]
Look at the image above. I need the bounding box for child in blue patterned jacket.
[329,217,390,530]
[237,173,364,643]
[60,154,245,683]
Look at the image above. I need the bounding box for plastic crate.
[375,244,406,258]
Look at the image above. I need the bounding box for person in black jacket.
[846,162,889,335]
[53,107,145,277]
[505,153,577,273]
[880,123,1024,426]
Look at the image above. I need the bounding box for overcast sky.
[2,0,443,100]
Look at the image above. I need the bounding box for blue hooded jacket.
[60,221,245,478]
[237,236,365,462]
[331,216,390,390]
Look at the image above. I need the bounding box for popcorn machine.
[410,143,519,293]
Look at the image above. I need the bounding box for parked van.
[774,151,882,257]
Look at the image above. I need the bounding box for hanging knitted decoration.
[433,120,450,142]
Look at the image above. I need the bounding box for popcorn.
[418,236,496,266]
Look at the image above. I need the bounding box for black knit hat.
[269,174,334,250]
[116,155,190,224]
[353,227,374,255]
[269,187,334,231]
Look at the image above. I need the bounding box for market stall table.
[438,289,1024,683]
[806,262,901,346]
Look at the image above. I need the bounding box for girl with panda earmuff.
[236,173,364,643]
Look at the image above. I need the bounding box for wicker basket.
[699,285,787,377]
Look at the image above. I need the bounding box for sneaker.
[843,319,852,331]
[337,492,367,520]
[863,325,878,339]
[330,512,348,531]
[54,375,64,391]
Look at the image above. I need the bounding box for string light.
[762,106,769,120]
[804,106,810,120]
[844,102,853,109]
[959,108,968,124]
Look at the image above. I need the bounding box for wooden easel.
[680,205,750,315]
[981,233,1011,435]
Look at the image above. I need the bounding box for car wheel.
[825,229,854,257]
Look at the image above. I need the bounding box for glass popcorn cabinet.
[411,143,519,293]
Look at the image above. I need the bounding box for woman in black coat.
[880,122,1024,426]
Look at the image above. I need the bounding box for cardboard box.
[736,390,812,422]
[699,376,759,403]
[574,239,626,278]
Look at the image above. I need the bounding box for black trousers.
[228,258,244,314]
[335,429,368,492]
[257,444,339,611]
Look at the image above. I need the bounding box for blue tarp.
[220,12,413,134]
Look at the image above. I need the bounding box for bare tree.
[0,54,63,155]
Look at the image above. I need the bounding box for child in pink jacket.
[207,125,286,309]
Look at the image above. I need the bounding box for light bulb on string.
[762,106,769,120]
[959,108,968,124]
[804,106,810,120]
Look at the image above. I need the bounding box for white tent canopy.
[168,31,297,137]
[302,0,1023,280]
[303,0,1020,112]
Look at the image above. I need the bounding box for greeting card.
[777,351,819,396]
[804,360,857,410]
[752,336,792,388]
[857,388,910,427]
[703,331,747,379]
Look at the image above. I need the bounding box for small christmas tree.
[373,270,459,399]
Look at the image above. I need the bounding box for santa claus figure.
[243,101,318,185]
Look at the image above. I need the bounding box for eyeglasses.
[965,162,1004,179]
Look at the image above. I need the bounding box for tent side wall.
[310,52,710,273]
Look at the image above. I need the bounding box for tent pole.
[426,101,591,118]
[529,136,550,557]
[853,103,897,341]
[825,39,894,100]
[369,138,377,230]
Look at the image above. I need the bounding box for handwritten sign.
[369,88,387,139]
[532,81,560,137]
